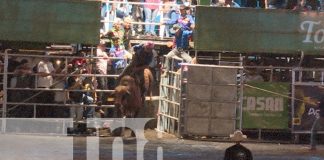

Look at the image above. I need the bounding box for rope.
[244,84,307,104]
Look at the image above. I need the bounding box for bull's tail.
[143,68,154,100]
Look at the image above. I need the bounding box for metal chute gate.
[158,63,244,137]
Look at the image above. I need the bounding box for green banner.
[0,0,101,44]
[242,82,289,129]
[195,7,324,54]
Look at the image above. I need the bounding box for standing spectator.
[95,43,109,104]
[310,98,324,150]
[131,1,145,35]
[143,0,161,36]
[82,74,95,118]
[36,52,55,117]
[159,0,175,37]
[53,59,69,118]
[224,130,253,160]
[67,74,84,131]
[162,23,193,77]
[11,59,34,117]
[7,56,22,102]
[37,53,55,89]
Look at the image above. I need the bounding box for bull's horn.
[126,90,131,95]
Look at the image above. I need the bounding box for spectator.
[53,59,69,118]
[37,53,55,89]
[224,130,253,160]
[7,56,21,97]
[131,2,145,35]
[215,0,241,7]
[11,59,34,117]
[36,52,55,117]
[109,37,130,75]
[67,74,84,131]
[102,3,115,34]
[123,16,133,51]
[107,18,125,48]
[95,43,110,104]
[82,74,95,118]
[163,4,195,32]
[162,23,193,77]
[143,0,161,36]
[159,0,175,37]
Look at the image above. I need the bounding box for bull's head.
[114,85,131,115]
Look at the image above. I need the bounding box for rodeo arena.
[3,0,324,160]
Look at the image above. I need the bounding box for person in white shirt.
[36,52,56,117]
[37,55,55,88]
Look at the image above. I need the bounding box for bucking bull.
[114,68,154,118]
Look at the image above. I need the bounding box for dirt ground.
[0,129,324,160]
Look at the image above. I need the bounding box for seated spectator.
[123,16,134,51]
[163,4,195,32]
[106,18,125,49]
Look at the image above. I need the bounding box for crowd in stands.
[100,0,324,39]
[100,0,197,39]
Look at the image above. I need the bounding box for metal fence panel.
[2,118,73,135]
[181,65,241,137]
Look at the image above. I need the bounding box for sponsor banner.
[293,86,324,132]
[243,82,289,129]
[0,0,100,44]
[195,7,324,54]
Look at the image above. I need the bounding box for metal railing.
[0,49,130,119]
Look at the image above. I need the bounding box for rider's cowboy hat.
[230,130,247,142]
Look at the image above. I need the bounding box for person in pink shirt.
[95,43,110,104]
[143,0,161,36]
